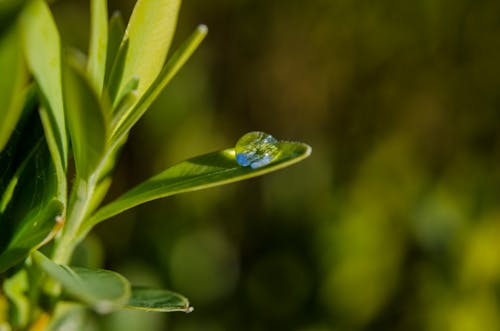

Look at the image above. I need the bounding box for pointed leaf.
[0,140,64,273]
[104,11,125,87]
[112,24,207,141]
[87,0,108,94]
[20,0,68,172]
[123,287,191,313]
[119,0,180,99]
[0,23,28,153]
[32,251,131,313]
[105,38,129,104]
[62,55,108,179]
[80,141,311,236]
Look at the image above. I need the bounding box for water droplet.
[235,131,279,169]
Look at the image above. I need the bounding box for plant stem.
[52,177,96,265]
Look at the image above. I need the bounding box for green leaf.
[20,0,68,172]
[0,23,28,153]
[104,11,125,88]
[112,76,138,112]
[0,140,64,273]
[119,0,181,99]
[111,24,207,141]
[32,251,131,313]
[79,141,311,237]
[124,287,191,313]
[105,38,129,104]
[62,55,109,179]
[0,86,40,200]
[87,0,108,94]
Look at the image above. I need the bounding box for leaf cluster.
[0,0,310,328]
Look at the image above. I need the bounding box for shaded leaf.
[80,141,311,237]
[0,140,63,273]
[32,251,131,313]
[0,23,28,152]
[0,86,40,198]
[112,76,138,112]
[62,55,108,179]
[124,287,191,313]
[104,38,128,104]
[21,0,68,172]
[104,11,125,88]
[119,0,181,99]
[87,0,108,94]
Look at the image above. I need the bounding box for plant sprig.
[0,0,311,328]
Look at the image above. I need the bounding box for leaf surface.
[0,140,63,273]
[62,56,108,179]
[119,0,180,99]
[103,12,125,88]
[87,0,108,93]
[0,23,27,153]
[80,141,311,236]
[124,287,191,313]
[21,0,67,173]
[32,251,131,313]
[0,87,40,200]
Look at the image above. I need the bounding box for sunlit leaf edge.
[122,286,191,313]
[79,141,311,238]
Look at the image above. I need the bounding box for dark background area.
[52,0,500,330]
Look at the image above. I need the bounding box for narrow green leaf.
[0,23,27,152]
[87,134,128,214]
[80,141,311,237]
[124,287,191,313]
[38,104,67,206]
[105,38,129,104]
[0,140,64,273]
[111,25,207,141]
[62,55,109,179]
[119,0,181,99]
[32,251,131,313]
[87,0,108,94]
[104,11,125,87]
[112,76,138,111]
[111,90,138,130]
[20,0,68,171]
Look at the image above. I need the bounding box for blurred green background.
[52,0,500,330]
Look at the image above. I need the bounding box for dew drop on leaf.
[235,131,279,169]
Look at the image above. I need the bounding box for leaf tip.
[304,143,312,158]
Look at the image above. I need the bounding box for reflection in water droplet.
[235,132,279,169]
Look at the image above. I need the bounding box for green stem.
[51,138,123,265]
[52,177,96,265]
